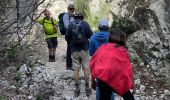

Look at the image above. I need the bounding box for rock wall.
[127,0,170,86]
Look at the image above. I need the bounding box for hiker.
[90,28,135,100]
[36,9,58,62]
[63,4,75,70]
[65,12,93,97]
[89,19,115,100]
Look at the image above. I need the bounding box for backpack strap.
[50,17,55,26]
[42,17,55,26]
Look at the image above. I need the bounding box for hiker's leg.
[98,79,112,100]
[66,41,72,69]
[71,51,80,83]
[71,51,81,97]
[46,38,54,61]
[51,37,58,61]
[81,50,92,96]
[80,50,89,84]
[122,90,135,100]
[52,37,58,56]
[111,92,115,100]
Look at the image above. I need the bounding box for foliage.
[74,0,90,19]
[7,42,19,61]
[111,12,139,36]
[74,0,111,32]
[0,96,5,100]
[118,0,146,17]
[14,72,22,82]
[36,95,43,100]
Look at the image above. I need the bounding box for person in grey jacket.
[63,4,75,70]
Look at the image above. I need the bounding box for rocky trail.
[0,37,170,100]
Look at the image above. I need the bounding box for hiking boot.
[74,88,80,97]
[52,55,55,62]
[49,55,53,62]
[85,87,92,97]
[74,83,80,97]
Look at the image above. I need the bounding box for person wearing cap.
[66,12,93,97]
[89,18,110,56]
[89,19,115,100]
[63,4,75,70]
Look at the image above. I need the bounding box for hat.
[74,12,83,17]
[68,4,74,9]
[99,18,109,27]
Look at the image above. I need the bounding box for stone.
[28,95,33,99]
[0,80,10,87]
[164,90,170,95]
[19,64,28,73]
[140,85,146,93]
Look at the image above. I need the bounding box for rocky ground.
[0,37,170,100]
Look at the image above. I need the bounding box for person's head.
[68,4,75,14]
[44,9,51,19]
[98,18,109,31]
[108,28,126,46]
[74,12,84,20]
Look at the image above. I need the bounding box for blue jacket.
[66,19,93,52]
[89,31,109,56]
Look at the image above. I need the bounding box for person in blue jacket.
[89,18,115,100]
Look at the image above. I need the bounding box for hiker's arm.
[85,23,93,39]
[89,37,95,56]
[53,18,58,31]
[65,23,72,41]
[36,17,44,24]
[63,14,70,29]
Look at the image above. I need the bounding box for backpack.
[42,17,55,35]
[72,21,85,44]
[58,13,70,35]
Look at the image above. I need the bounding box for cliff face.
[127,0,170,84]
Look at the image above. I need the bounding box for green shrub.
[14,72,22,82]
[0,96,5,100]
[111,12,139,36]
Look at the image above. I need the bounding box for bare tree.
[0,0,55,67]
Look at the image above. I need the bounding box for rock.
[28,95,33,99]
[60,71,73,80]
[140,85,146,93]
[10,85,17,90]
[0,80,10,87]
[135,79,141,85]
[164,90,170,95]
[139,62,144,67]
[64,95,72,100]
[19,64,28,73]
[37,60,45,65]
[56,85,64,96]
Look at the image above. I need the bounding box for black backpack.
[72,21,85,44]
[58,13,70,35]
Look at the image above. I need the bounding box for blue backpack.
[58,13,70,35]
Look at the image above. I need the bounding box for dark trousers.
[98,80,135,100]
[66,41,72,69]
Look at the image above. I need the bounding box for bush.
[111,12,139,36]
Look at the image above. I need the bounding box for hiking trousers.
[66,41,72,69]
[98,79,135,100]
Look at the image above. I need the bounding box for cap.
[74,12,83,17]
[99,18,109,27]
[68,4,74,9]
